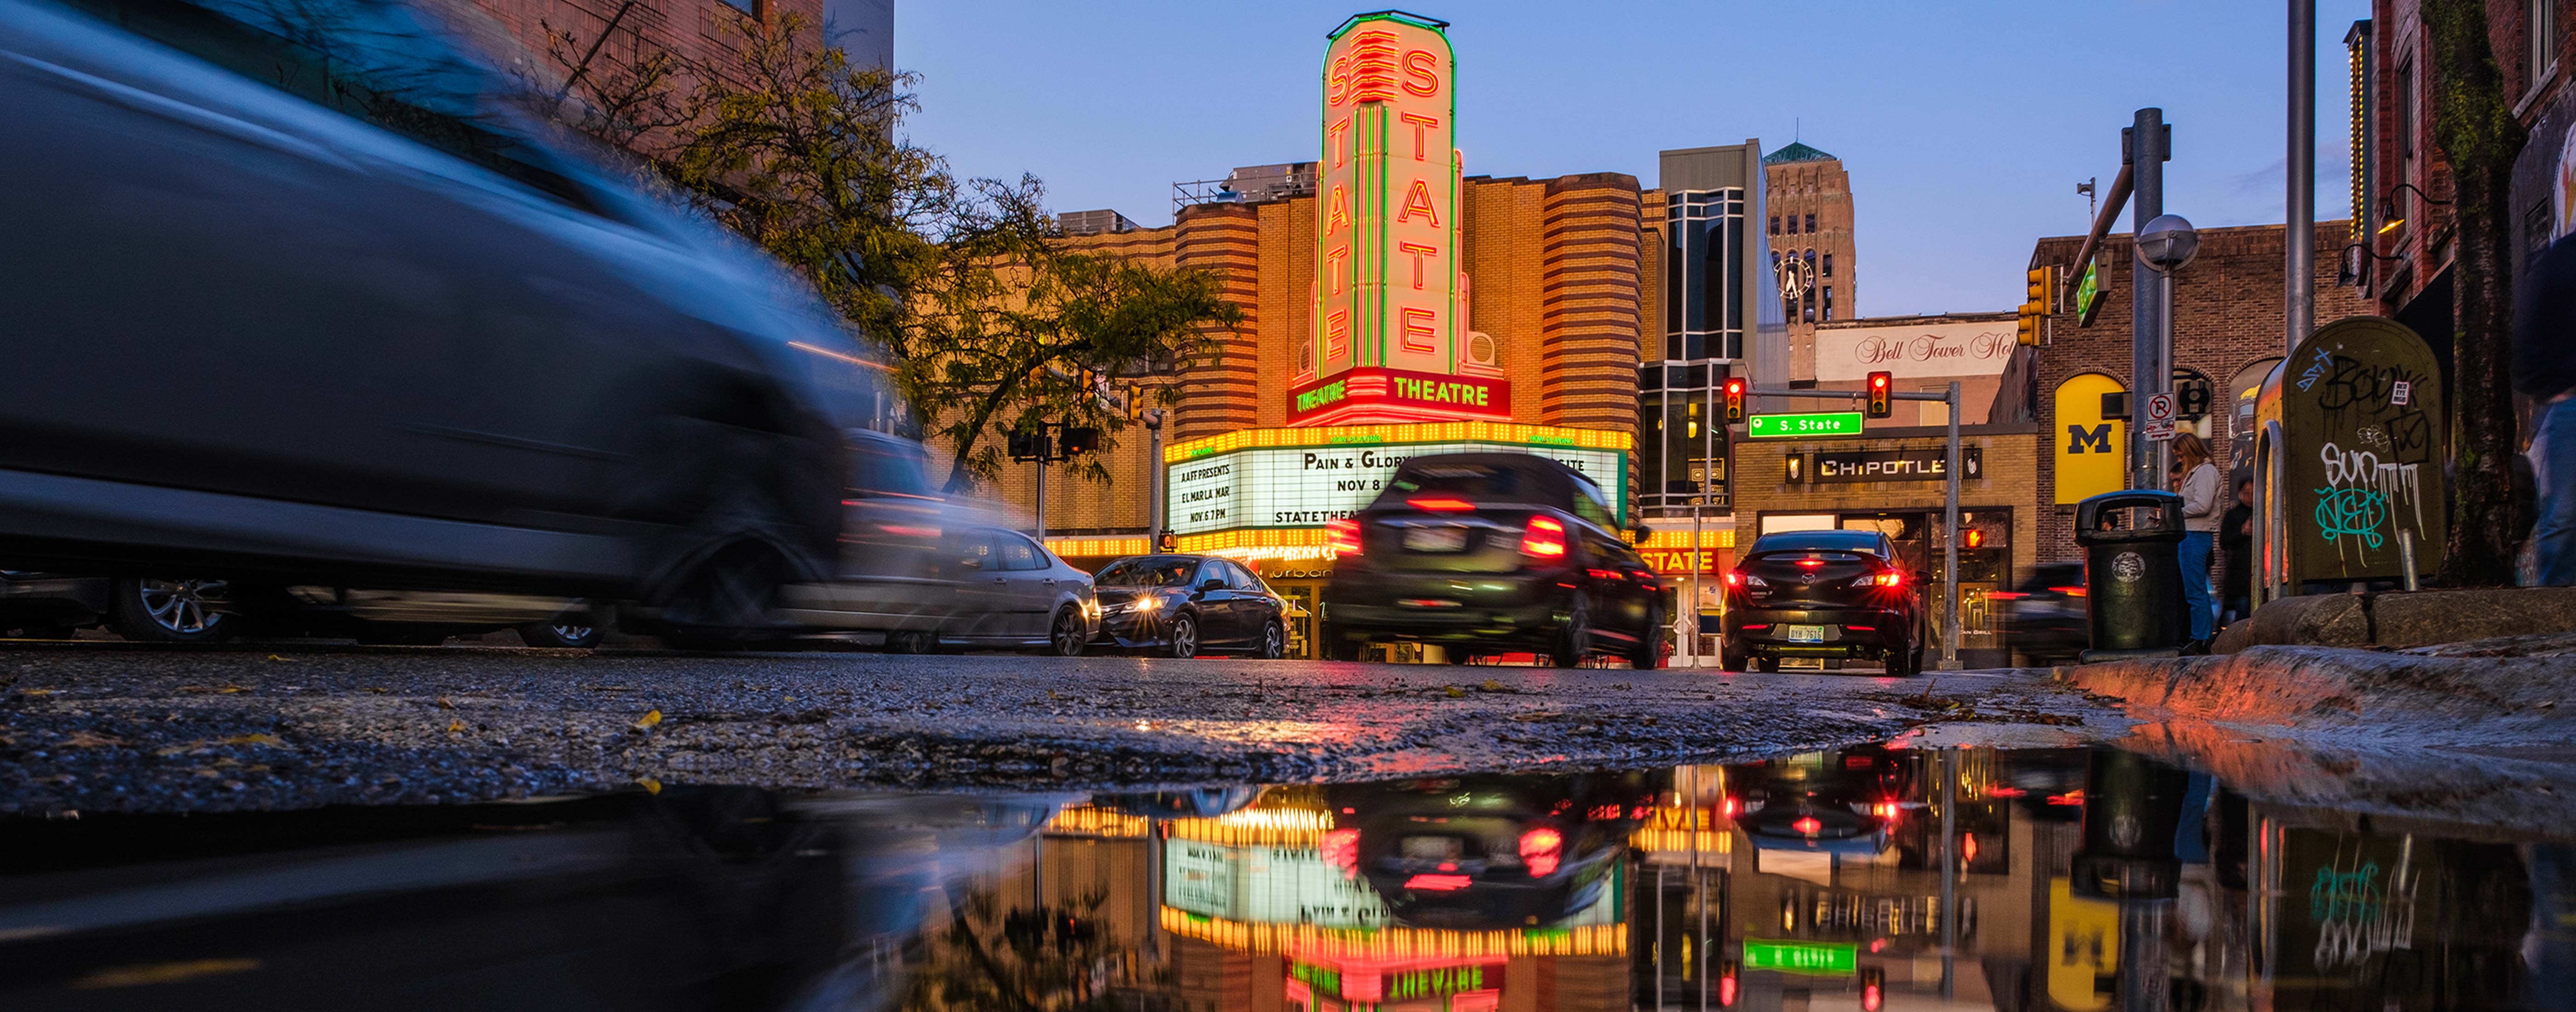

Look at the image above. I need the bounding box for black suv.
[1719,529,1926,674]
[1322,454,1663,667]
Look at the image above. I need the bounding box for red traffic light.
[1722,377,1747,423]
[1865,371,1892,419]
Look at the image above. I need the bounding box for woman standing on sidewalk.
[2173,433,2221,651]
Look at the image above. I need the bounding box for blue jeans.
[2536,397,2576,586]
[2178,531,2215,642]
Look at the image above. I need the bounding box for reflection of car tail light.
[1985,591,2027,600]
[1872,802,1900,819]
[1860,968,1885,1011]
[1718,960,1740,1007]
[1518,827,1563,877]
[1963,832,1980,864]
[880,525,941,539]
[1326,518,1362,555]
[2047,790,2085,806]
[1403,873,1472,891]
[1521,516,1567,558]
[1791,816,1823,835]
[2049,585,2088,597]
[1986,785,2027,798]
[1320,828,1359,879]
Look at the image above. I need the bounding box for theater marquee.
[1163,423,1629,537]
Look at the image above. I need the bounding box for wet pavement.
[0,642,2104,813]
[7,738,2575,1010]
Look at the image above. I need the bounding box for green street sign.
[1742,939,1857,976]
[2076,259,2105,326]
[1745,412,1865,438]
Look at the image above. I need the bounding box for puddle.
[4,742,2573,1010]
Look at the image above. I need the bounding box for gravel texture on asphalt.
[0,643,2112,813]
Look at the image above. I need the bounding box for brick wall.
[2027,221,2370,566]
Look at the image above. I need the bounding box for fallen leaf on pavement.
[636,776,662,795]
[1480,679,1505,692]
[634,709,663,730]
[1443,685,1466,698]
[219,734,284,747]
[445,720,464,734]
[61,731,124,748]
[436,696,454,709]
[364,687,389,694]
[19,688,54,696]
[265,655,293,662]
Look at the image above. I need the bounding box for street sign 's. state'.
[1745,412,1864,439]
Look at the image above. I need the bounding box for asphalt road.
[0,642,2113,814]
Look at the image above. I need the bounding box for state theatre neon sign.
[1292,11,1506,427]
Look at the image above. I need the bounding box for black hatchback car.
[1719,529,1926,674]
[1322,454,1662,667]
[1091,555,1288,659]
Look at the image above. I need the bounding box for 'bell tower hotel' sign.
[1288,11,1509,426]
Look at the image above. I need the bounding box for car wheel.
[1755,656,1781,673]
[1550,593,1593,668]
[109,577,235,644]
[1254,619,1286,660]
[659,537,794,650]
[1718,637,1749,672]
[1047,606,1088,657]
[886,630,937,655]
[1166,613,1200,658]
[1627,604,1665,670]
[519,619,601,649]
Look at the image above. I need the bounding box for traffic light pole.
[1740,384,1966,671]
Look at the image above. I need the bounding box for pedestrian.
[2515,232,2576,585]
[2172,432,2221,652]
[2220,476,2253,625]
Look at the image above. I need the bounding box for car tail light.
[1872,570,1905,587]
[1518,827,1564,877]
[1520,516,1567,558]
[1985,591,2027,600]
[2050,585,2088,597]
[1722,570,1742,587]
[1791,816,1823,835]
[1846,624,1875,632]
[1407,498,1474,512]
[1326,518,1362,555]
[1403,873,1472,891]
[1320,828,1359,878]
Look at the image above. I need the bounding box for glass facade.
[1644,188,1751,519]
[1636,364,1728,516]
[1662,189,1747,362]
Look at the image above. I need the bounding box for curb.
[2062,644,2571,730]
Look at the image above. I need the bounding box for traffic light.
[2018,305,2042,346]
[1722,377,1746,424]
[1860,967,1885,1012]
[2018,265,2058,346]
[1058,426,1101,456]
[1962,528,1985,549]
[1007,431,1048,462]
[1865,371,1892,419]
[1717,959,1740,1007]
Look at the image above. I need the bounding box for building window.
[1662,188,1744,363]
[1804,213,1816,233]
[2534,0,2559,91]
[1769,216,1780,234]
[1823,253,1834,277]
[2397,59,2416,162]
[1823,285,1834,321]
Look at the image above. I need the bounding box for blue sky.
[900,0,2371,318]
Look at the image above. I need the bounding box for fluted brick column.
[1173,202,1261,441]
[1540,174,1643,431]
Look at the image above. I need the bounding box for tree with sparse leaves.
[544,15,1238,495]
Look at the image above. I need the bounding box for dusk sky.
[901,1,2371,319]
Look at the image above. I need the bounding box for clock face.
[1778,258,1813,302]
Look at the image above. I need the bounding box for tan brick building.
[1761,143,1858,380]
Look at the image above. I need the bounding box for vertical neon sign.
[1311,11,1461,392]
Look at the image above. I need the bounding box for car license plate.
[1782,625,1827,643]
[1401,835,1463,860]
[1403,526,1468,552]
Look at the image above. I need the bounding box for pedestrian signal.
[1865,372,1892,419]
[1722,377,1746,424]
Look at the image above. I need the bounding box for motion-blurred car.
[1993,561,2088,665]
[1320,454,1663,667]
[1723,746,1916,857]
[1323,772,1657,930]
[0,0,886,646]
[1719,529,1926,674]
[1091,554,1287,658]
[0,571,602,646]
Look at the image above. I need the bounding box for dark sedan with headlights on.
[1717,529,1926,675]
[1090,555,1287,659]
[1321,454,1662,667]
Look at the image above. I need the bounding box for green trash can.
[2074,490,2185,661]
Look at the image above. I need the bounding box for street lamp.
[2136,214,2200,274]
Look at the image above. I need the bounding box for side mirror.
[1198,578,1226,592]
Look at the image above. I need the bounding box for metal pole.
[1035,450,1048,545]
[1943,381,1961,671]
[2130,108,2167,492]
[1939,749,1958,1000]
[1145,411,1165,543]
[1688,504,1704,667]
[2288,0,2317,354]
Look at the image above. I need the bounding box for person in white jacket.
[2172,432,2222,651]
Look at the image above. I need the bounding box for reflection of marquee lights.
[1204,545,1339,564]
[1160,907,1626,959]
[1168,807,1338,847]
[1044,805,1151,839]
[1628,826,1736,856]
